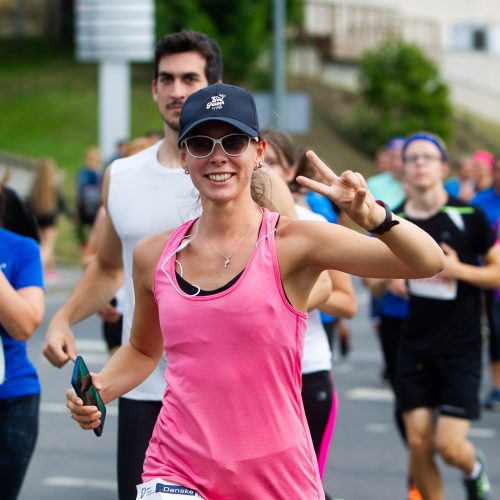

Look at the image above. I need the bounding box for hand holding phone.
[71,355,106,437]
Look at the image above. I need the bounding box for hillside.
[2,39,500,262]
[2,39,499,179]
[291,77,500,177]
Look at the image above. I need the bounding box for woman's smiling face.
[181,121,265,205]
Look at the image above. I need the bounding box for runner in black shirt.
[395,132,499,500]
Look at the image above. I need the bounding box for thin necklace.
[199,213,257,268]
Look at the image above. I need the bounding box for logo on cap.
[206,93,226,110]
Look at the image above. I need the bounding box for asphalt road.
[18,274,500,500]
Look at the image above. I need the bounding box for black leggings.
[0,393,40,500]
[117,398,162,500]
[301,371,336,477]
[379,315,407,444]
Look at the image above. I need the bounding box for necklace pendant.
[224,258,230,268]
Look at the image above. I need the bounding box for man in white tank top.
[43,31,295,500]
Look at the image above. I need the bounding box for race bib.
[136,479,204,499]
[408,276,457,300]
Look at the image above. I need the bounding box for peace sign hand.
[296,150,386,231]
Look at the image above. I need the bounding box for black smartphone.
[71,355,106,437]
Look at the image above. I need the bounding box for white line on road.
[41,402,118,416]
[365,423,390,433]
[44,476,117,490]
[75,339,107,352]
[41,352,109,365]
[347,386,394,402]
[468,427,497,439]
[363,419,496,439]
[333,363,353,374]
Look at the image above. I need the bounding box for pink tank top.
[144,209,324,499]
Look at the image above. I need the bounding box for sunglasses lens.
[185,134,252,158]
[186,137,214,157]
[221,134,250,155]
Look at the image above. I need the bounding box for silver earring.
[253,162,263,171]
[184,169,190,175]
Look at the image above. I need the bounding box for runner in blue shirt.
[472,154,500,410]
[0,223,45,500]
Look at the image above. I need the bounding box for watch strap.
[370,200,400,235]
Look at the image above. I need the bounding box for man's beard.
[164,116,180,132]
[163,99,183,132]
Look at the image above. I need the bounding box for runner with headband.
[394,132,499,500]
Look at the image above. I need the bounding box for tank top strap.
[254,208,285,293]
[164,218,197,258]
[154,218,198,299]
[256,208,280,247]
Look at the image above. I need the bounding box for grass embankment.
[0,40,160,263]
[2,40,500,262]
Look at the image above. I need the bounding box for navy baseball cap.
[178,83,260,146]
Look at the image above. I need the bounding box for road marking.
[41,352,108,365]
[468,427,497,439]
[44,476,117,490]
[41,402,118,416]
[363,422,496,440]
[347,387,393,402]
[75,339,107,352]
[40,338,107,365]
[365,423,390,433]
[334,363,353,374]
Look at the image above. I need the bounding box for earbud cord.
[160,221,201,297]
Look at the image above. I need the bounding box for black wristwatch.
[369,200,400,235]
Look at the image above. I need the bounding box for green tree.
[348,39,453,154]
[155,0,303,85]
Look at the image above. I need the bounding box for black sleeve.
[472,205,496,256]
[1,186,39,242]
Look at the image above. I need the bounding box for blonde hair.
[30,158,58,216]
[125,137,150,157]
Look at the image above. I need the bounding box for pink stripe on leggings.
[317,387,338,479]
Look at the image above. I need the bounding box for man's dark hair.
[0,185,39,240]
[154,30,223,84]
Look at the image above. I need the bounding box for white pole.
[273,0,287,130]
[98,62,130,161]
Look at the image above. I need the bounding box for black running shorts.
[395,349,481,420]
